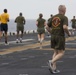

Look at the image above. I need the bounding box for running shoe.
[49,68,60,74]
[16,39,19,43]
[20,38,22,43]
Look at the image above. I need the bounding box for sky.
[0,0,76,19]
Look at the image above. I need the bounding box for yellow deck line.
[0,36,76,55]
[38,48,76,50]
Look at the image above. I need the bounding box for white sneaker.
[48,60,60,74]
[16,39,19,43]
[20,38,22,43]
[50,69,60,74]
[47,60,53,71]
[5,42,9,45]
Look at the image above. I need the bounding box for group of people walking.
[0,4,76,74]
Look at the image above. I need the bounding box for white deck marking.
[21,58,28,60]
[41,66,48,68]
[43,53,48,55]
[66,43,76,45]
[0,39,34,45]
[19,74,28,75]
[1,63,9,65]
[28,56,35,58]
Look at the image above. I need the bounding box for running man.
[46,5,71,73]
[15,12,26,43]
[36,13,46,49]
[0,9,9,45]
[71,16,76,35]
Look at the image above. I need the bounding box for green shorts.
[17,25,24,32]
[51,35,65,50]
[37,28,45,34]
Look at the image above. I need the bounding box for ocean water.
[8,19,37,33]
[8,19,72,33]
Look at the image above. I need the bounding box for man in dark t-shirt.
[15,12,26,43]
[48,14,53,22]
[0,9,9,45]
[46,5,71,74]
[71,16,76,35]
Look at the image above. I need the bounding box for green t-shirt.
[15,16,25,25]
[48,14,68,36]
[37,18,46,28]
[71,19,76,26]
[48,18,52,22]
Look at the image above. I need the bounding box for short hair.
[51,14,53,17]
[73,16,75,18]
[39,13,43,18]
[4,9,7,13]
[58,5,66,11]
[19,12,22,16]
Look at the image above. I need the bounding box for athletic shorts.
[37,28,45,34]
[51,35,65,50]
[17,25,24,32]
[1,23,8,32]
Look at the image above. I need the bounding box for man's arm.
[23,17,26,25]
[7,14,9,22]
[45,19,52,33]
[45,25,52,33]
[63,25,71,36]
[14,17,17,23]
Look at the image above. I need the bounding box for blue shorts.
[1,23,8,32]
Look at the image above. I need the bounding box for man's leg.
[16,31,19,43]
[48,50,64,73]
[40,33,45,43]
[5,31,8,44]
[0,31,3,40]
[0,24,3,41]
[52,50,58,70]
[38,33,43,49]
[38,34,41,42]
[72,28,74,35]
[20,31,23,43]
[51,50,64,68]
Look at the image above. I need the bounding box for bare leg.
[16,31,19,43]
[40,33,45,42]
[52,50,58,70]
[40,33,45,49]
[5,31,8,44]
[51,50,64,70]
[21,31,23,38]
[17,31,19,39]
[20,31,23,43]
[0,31,2,40]
[38,34,41,42]
[72,28,74,35]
